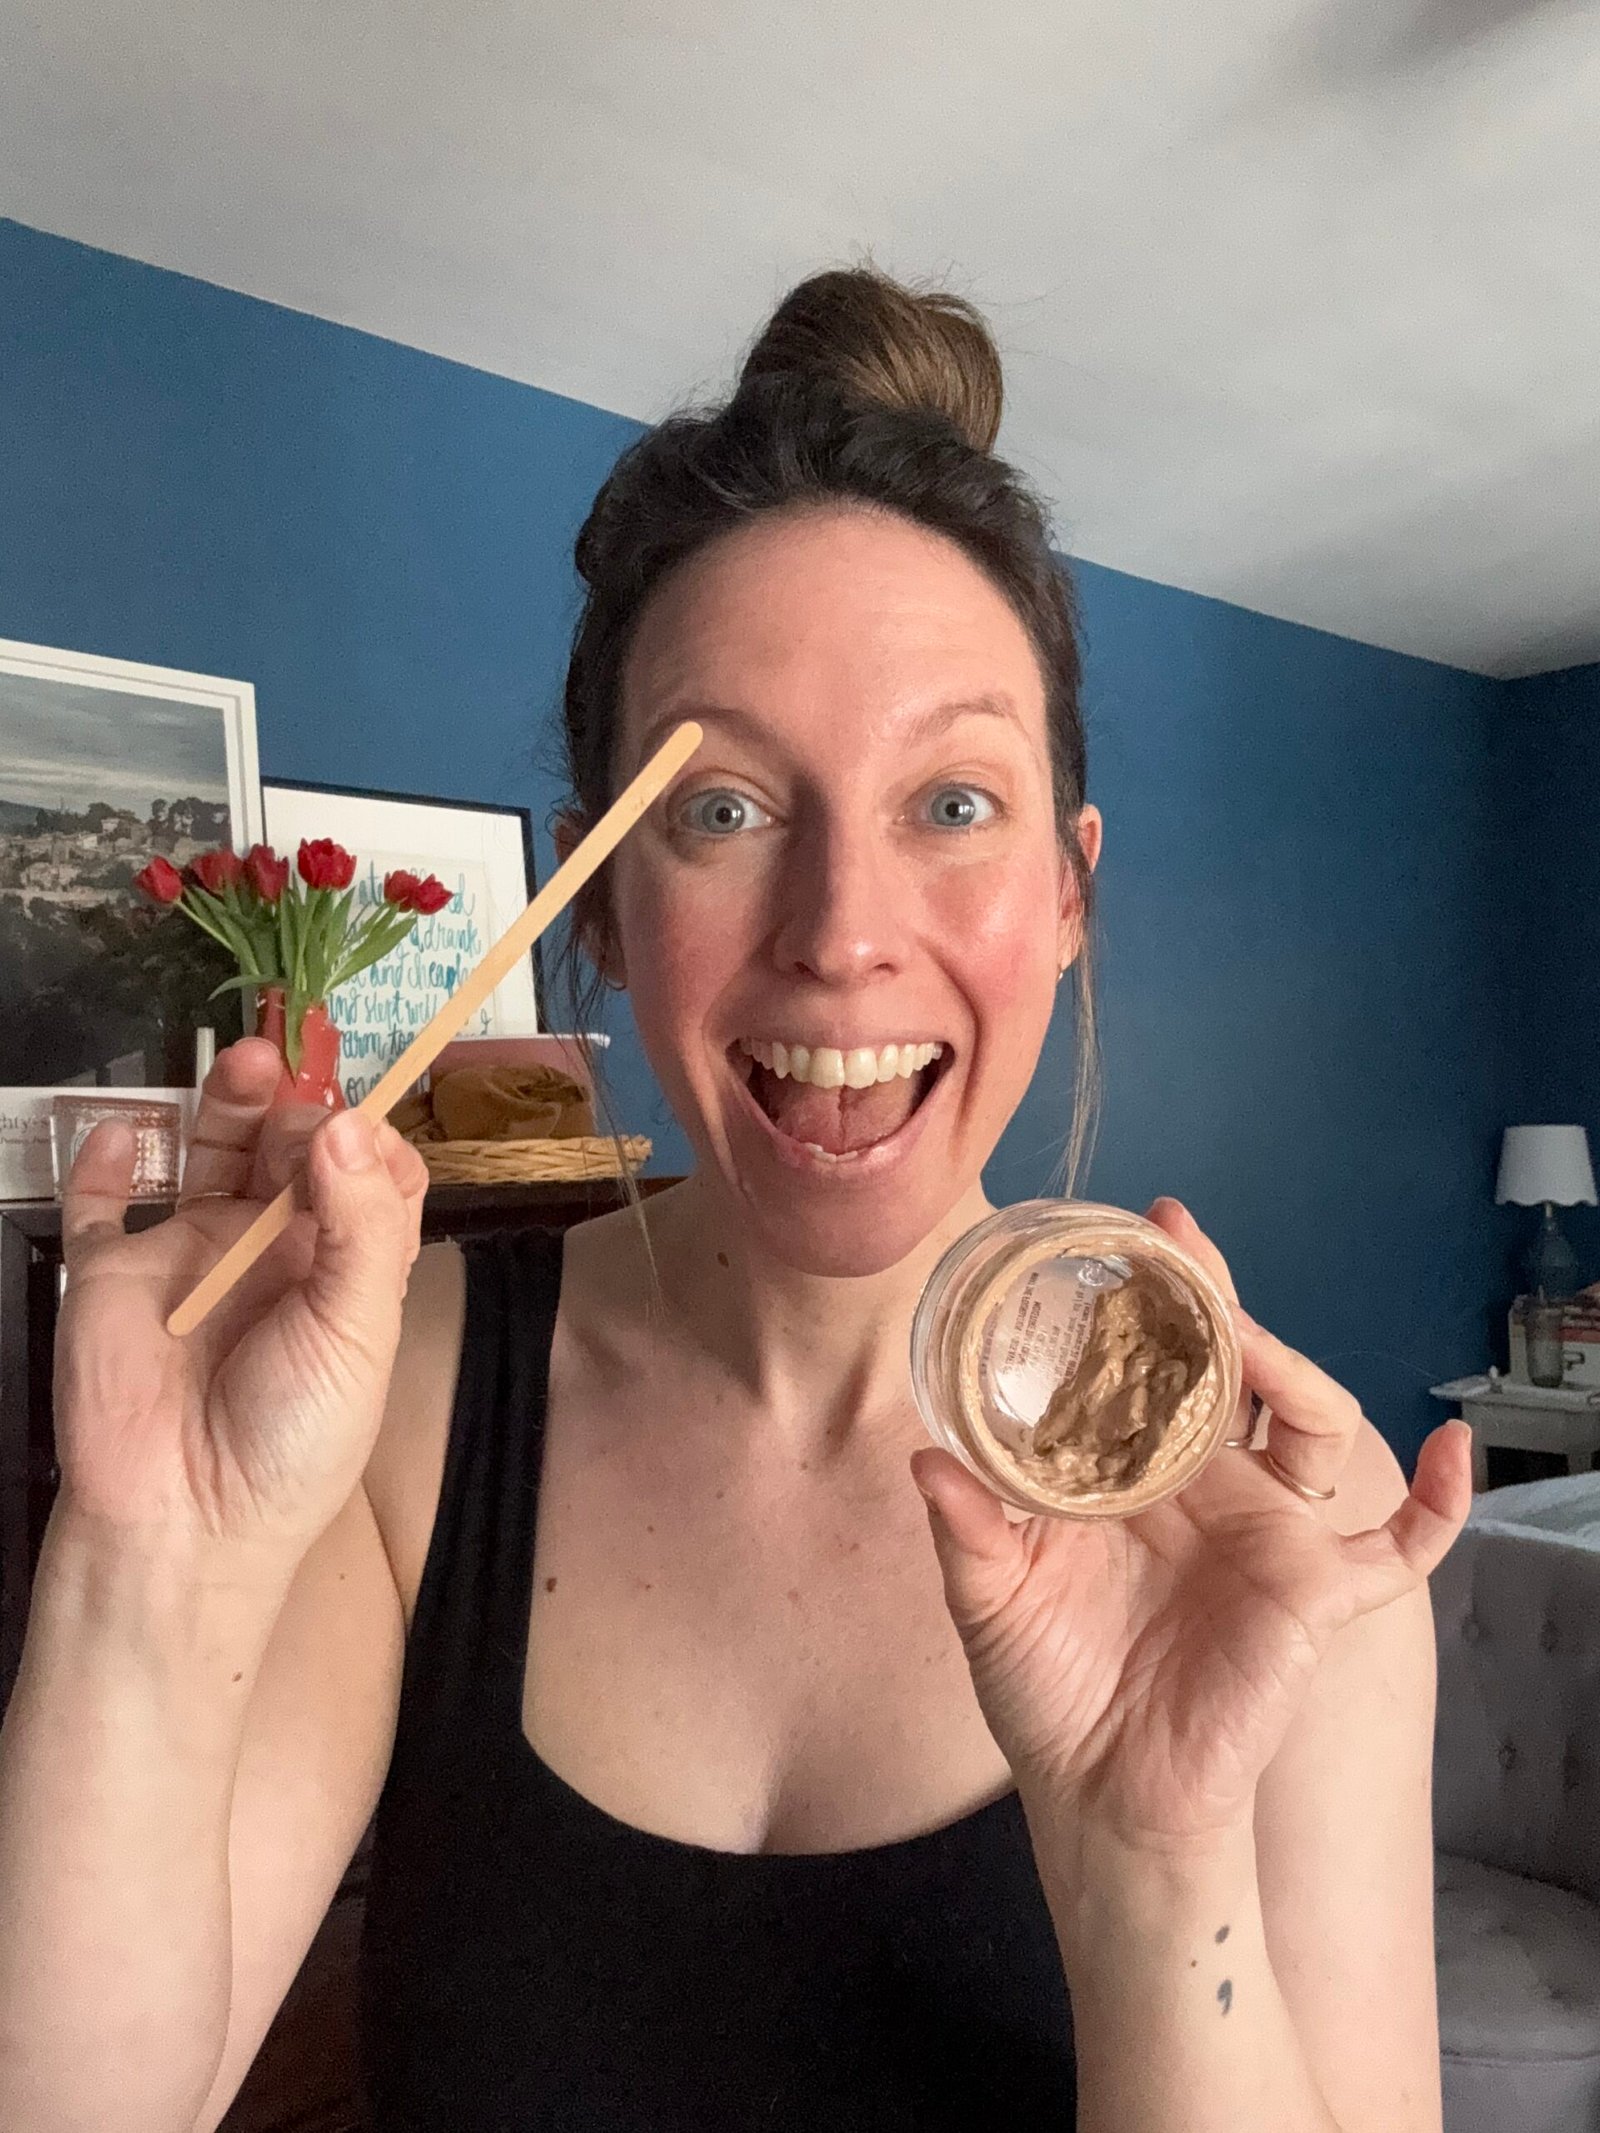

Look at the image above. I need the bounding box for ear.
[1057,804,1103,976]
[554,810,628,989]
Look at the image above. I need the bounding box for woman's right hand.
[51,1036,430,1570]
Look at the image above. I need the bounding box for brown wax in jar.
[1029,1269,1210,1491]
[935,1219,1232,1516]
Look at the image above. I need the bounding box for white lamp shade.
[1496,1125,1599,1207]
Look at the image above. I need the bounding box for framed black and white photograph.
[0,638,261,1195]
[262,779,542,1106]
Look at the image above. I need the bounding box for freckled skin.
[600,506,1100,1280]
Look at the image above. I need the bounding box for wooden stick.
[165,721,702,1337]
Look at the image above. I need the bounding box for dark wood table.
[0,1177,675,2132]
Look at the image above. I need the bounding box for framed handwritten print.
[261,780,542,1106]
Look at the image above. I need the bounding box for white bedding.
[1468,1470,1600,1545]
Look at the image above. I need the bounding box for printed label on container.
[982,1254,1131,1439]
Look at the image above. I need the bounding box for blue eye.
[923,785,996,830]
[679,788,770,837]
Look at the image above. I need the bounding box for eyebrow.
[634,691,1023,766]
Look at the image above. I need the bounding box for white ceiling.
[4,0,1599,677]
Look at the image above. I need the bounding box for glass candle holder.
[911,1200,1242,1519]
[1526,1296,1567,1388]
[50,1094,183,1202]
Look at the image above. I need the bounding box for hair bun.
[734,266,1003,454]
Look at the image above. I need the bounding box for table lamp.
[1496,1125,1597,1299]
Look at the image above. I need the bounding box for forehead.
[618,505,1047,765]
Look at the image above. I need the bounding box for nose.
[770,812,907,986]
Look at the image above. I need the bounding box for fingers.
[1145,1198,1238,1304]
[381,1118,430,1199]
[379,1122,430,1275]
[178,1025,428,1318]
[1337,1420,1474,1619]
[910,1447,1030,1632]
[60,1120,137,1269]
[1145,1200,1361,1506]
[178,1041,342,1207]
[250,1102,337,1204]
[1231,1308,1361,1505]
[1144,1197,1258,1449]
[294,1111,422,1364]
[177,1038,282,1202]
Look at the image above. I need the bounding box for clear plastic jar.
[910,1200,1242,1519]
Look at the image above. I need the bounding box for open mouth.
[730,1037,951,1161]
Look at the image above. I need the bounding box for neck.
[640,1169,994,1461]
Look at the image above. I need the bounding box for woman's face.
[606,504,1101,1277]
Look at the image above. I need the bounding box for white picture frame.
[0,638,262,1197]
[262,779,541,1106]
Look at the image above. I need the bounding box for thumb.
[910,1447,1029,1633]
[297,1111,413,1363]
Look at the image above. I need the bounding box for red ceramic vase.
[255,987,347,1112]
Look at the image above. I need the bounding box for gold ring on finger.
[1256,1444,1337,1503]
[1223,1391,1277,1455]
[1223,1392,1267,1450]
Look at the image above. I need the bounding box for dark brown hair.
[556,264,1099,1189]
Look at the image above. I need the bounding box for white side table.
[1430,1375,1600,1492]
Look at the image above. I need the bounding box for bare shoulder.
[1326,1411,1411,1535]
[555,1189,683,1362]
[564,1190,678,1299]
[359,1205,658,1611]
[1265,1414,1435,1789]
[1253,1414,1442,2133]
[362,1237,469,1630]
[1262,1413,1435,1810]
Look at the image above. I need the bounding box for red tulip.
[189,847,245,895]
[297,837,356,891]
[383,869,452,915]
[244,842,290,901]
[133,855,184,905]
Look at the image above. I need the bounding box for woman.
[0,268,1469,2133]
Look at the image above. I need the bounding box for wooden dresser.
[0,1178,674,2133]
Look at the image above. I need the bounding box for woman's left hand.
[911,1198,1473,1861]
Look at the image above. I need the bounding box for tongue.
[750,1063,924,1155]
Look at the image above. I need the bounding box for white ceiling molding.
[3,0,1598,676]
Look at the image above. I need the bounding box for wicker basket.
[414,1134,652,1186]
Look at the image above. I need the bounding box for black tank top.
[359,1229,1076,2130]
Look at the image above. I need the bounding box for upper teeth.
[738,1039,944,1090]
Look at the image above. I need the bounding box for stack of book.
[1509,1289,1600,1388]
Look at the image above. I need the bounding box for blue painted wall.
[1,216,1544,1463]
[1495,663,1600,1285]
[1042,569,1516,1465]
